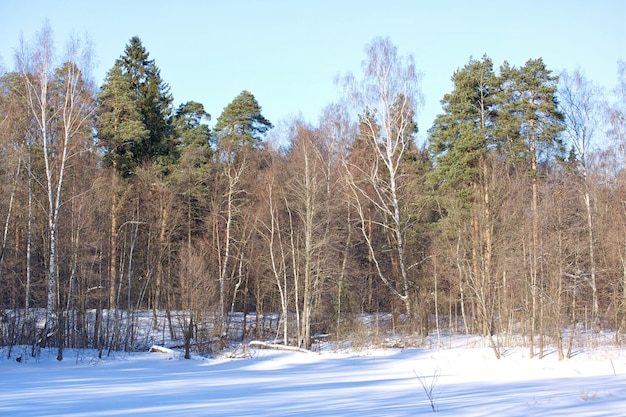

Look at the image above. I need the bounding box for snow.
[1,339,624,416]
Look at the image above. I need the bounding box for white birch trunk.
[18,27,94,345]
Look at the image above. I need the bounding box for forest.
[1,25,626,361]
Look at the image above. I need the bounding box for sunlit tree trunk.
[300,142,315,349]
[263,181,289,345]
[17,26,94,348]
[529,119,539,359]
[216,150,246,339]
[340,38,422,327]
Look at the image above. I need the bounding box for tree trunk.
[583,188,599,332]
[266,184,289,345]
[26,149,33,314]
[109,179,119,310]
[530,119,539,359]
[153,205,168,329]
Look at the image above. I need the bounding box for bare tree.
[559,69,604,332]
[16,24,95,348]
[339,37,423,324]
[607,61,626,150]
[607,61,626,335]
[285,121,331,349]
[317,104,355,339]
[258,171,290,345]
[214,146,248,340]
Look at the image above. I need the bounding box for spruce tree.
[96,63,149,177]
[95,36,174,177]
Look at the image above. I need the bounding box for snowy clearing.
[1,340,624,416]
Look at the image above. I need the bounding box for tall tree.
[214,90,272,149]
[211,90,272,338]
[283,120,337,349]
[340,37,423,326]
[171,100,213,249]
[95,37,174,313]
[500,58,564,358]
[96,63,143,310]
[606,61,626,333]
[96,36,174,175]
[16,24,95,350]
[559,69,604,333]
[429,55,501,357]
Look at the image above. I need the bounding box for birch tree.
[606,61,626,332]
[16,24,95,347]
[285,121,329,349]
[559,69,603,333]
[258,170,290,345]
[340,37,423,325]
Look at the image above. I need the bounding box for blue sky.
[1,0,624,143]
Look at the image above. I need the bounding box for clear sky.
[1,0,624,143]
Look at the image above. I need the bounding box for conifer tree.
[214,90,272,149]
[96,36,173,176]
[171,101,213,249]
[499,58,564,359]
[210,90,271,338]
[173,101,212,149]
[428,56,501,357]
[95,37,174,314]
[429,56,498,197]
[96,63,148,177]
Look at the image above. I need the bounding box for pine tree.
[499,58,564,359]
[429,55,498,200]
[498,58,565,165]
[170,101,214,249]
[173,101,212,149]
[428,56,502,357]
[214,90,272,149]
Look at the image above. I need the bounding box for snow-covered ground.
[1,338,624,416]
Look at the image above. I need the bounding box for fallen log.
[248,341,310,353]
[149,345,176,354]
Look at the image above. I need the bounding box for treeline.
[1,26,625,359]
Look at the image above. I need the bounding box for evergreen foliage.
[428,55,498,200]
[95,37,173,177]
[1,30,623,358]
[499,58,565,165]
[172,101,212,149]
[96,63,149,177]
[214,90,273,149]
